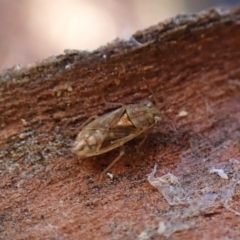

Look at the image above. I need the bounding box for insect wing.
[95,125,149,155]
[80,107,135,149]
[98,109,138,148]
[100,125,137,148]
[81,107,125,133]
[73,107,126,156]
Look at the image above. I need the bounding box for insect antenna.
[143,77,176,132]
[142,77,160,107]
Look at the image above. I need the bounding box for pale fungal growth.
[229,158,240,164]
[53,84,73,96]
[21,118,28,126]
[67,86,73,92]
[137,231,149,240]
[106,172,113,180]
[209,168,228,179]
[18,132,27,140]
[147,165,187,205]
[177,110,188,117]
[157,221,166,235]
[65,63,72,70]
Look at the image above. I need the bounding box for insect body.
[72,99,161,175]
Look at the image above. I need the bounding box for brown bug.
[72,79,163,175]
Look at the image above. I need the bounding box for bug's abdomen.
[72,129,106,157]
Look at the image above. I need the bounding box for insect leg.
[79,115,99,130]
[101,145,125,176]
[160,121,177,132]
[102,95,124,108]
[135,134,148,150]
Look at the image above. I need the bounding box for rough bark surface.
[1,8,240,240]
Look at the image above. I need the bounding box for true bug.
[72,79,164,175]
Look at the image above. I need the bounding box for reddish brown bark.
[1,8,240,240]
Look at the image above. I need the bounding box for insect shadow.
[72,78,174,177]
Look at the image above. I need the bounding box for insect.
[72,79,163,176]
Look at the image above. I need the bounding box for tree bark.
[1,8,240,240]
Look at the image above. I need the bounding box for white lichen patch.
[209,168,228,179]
[106,172,113,180]
[177,110,188,117]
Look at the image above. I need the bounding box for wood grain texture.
[1,8,240,240]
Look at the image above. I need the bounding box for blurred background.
[0,0,239,68]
